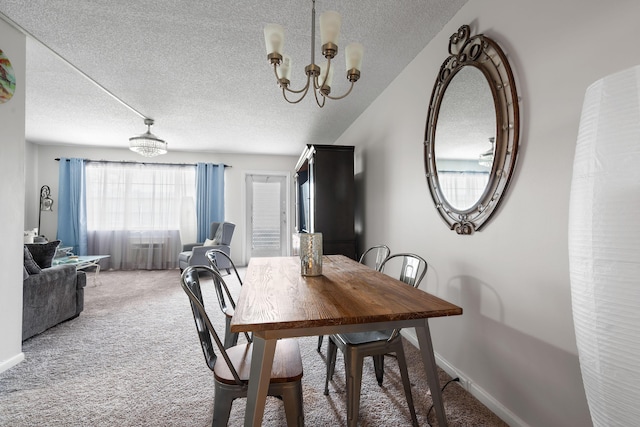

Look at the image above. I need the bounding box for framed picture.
[0,49,16,104]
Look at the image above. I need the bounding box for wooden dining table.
[230,255,463,426]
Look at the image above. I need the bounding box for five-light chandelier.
[264,0,363,107]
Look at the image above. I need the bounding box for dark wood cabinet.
[294,144,356,259]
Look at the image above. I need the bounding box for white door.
[245,173,289,259]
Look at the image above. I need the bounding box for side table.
[53,255,110,284]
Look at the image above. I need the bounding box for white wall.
[24,141,38,230]
[33,144,298,266]
[336,0,640,426]
[0,19,26,373]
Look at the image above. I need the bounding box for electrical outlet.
[457,375,470,391]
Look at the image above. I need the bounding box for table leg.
[244,334,277,427]
[416,319,448,427]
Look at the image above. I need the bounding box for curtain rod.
[55,158,231,168]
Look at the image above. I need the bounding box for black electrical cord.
[426,377,461,426]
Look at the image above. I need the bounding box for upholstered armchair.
[178,222,235,272]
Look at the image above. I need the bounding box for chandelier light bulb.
[319,11,341,46]
[278,55,292,81]
[264,24,285,55]
[345,43,364,71]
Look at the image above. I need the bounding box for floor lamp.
[38,185,53,237]
[569,65,640,425]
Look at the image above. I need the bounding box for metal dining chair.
[206,248,243,283]
[181,265,305,426]
[358,244,391,271]
[324,253,428,427]
[317,245,391,352]
[205,249,248,349]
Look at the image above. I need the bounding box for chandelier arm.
[272,63,314,94]
[323,81,356,100]
[283,83,313,104]
[313,86,327,108]
[272,63,282,80]
[323,57,332,84]
[281,73,313,95]
[313,57,332,91]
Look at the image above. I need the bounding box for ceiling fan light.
[129,118,167,157]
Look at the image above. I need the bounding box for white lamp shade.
[345,42,363,71]
[319,61,334,88]
[319,11,341,45]
[278,55,292,80]
[569,64,640,426]
[264,23,285,55]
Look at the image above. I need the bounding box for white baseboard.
[0,352,24,374]
[402,331,529,427]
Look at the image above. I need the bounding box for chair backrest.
[206,248,243,289]
[207,222,235,246]
[379,253,428,341]
[180,265,243,385]
[379,253,427,288]
[208,222,222,240]
[358,245,391,271]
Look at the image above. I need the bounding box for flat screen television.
[296,169,311,233]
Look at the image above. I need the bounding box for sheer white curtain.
[85,162,196,270]
[438,171,489,210]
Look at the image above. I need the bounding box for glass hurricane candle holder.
[300,232,322,276]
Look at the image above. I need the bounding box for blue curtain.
[196,163,225,242]
[57,158,88,255]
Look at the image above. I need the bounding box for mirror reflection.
[434,66,496,210]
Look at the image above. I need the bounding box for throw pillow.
[23,265,29,280]
[204,238,216,246]
[23,246,42,275]
[26,240,61,268]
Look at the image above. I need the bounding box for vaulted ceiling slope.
[0,0,466,156]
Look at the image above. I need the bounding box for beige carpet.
[0,269,507,426]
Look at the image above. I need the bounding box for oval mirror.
[424,25,520,234]
[434,66,496,211]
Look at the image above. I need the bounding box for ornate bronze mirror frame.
[424,25,520,234]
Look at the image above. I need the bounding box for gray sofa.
[23,246,86,341]
[178,222,235,272]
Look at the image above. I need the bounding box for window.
[85,162,196,269]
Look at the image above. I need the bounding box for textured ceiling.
[0,0,467,156]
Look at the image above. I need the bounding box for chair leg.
[212,383,234,427]
[317,335,324,352]
[395,343,419,427]
[324,337,337,395]
[281,381,305,426]
[345,350,364,427]
[373,354,385,386]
